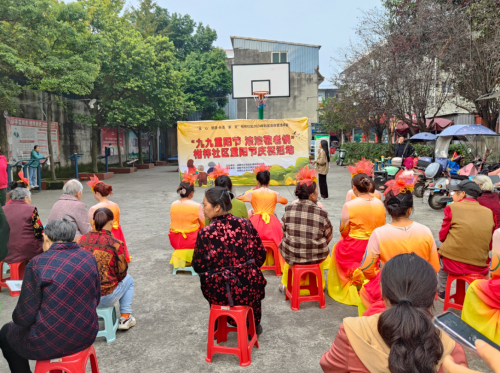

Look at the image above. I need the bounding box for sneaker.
[118,316,136,330]
[279,284,286,294]
[438,291,445,302]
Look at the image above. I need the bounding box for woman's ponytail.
[377,253,443,373]
[93,207,114,232]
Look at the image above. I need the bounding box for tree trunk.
[375,128,384,143]
[91,126,99,172]
[137,126,143,164]
[46,93,56,180]
[116,126,123,168]
[0,115,8,159]
[341,130,344,145]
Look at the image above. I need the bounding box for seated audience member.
[474,175,500,229]
[327,172,386,306]
[0,217,100,373]
[320,253,468,373]
[358,172,439,316]
[78,207,136,330]
[438,180,495,300]
[3,187,43,264]
[47,179,92,239]
[169,173,204,270]
[192,187,267,335]
[0,204,9,262]
[460,228,500,345]
[205,174,248,225]
[279,166,333,293]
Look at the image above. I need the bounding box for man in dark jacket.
[0,217,100,372]
[394,136,414,158]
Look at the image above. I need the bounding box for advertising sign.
[6,116,60,162]
[101,127,125,156]
[177,118,310,186]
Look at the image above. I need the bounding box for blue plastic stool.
[172,266,197,276]
[96,306,119,343]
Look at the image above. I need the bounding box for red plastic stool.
[285,264,326,311]
[206,305,259,367]
[443,273,487,312]
[0,260,27,296]
[34,345,99,373]
[261,240,282,276]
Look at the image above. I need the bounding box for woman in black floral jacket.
[192,187,267,334]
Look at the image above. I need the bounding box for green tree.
[0,0,52,156]
[318,96,357,144]
[1,0,100,179]
[130,1,229,120]
[183,48,232,120]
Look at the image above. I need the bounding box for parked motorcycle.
[336,148,347,166]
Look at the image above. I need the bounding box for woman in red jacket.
[474,175,500,229]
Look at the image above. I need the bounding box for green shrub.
[339,143,471,165]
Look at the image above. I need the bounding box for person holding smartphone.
[320,253,468,373]
[443,340,500,373]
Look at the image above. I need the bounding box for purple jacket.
[8,242,101,360]
[47,195,91,239]
[4,200,43,263]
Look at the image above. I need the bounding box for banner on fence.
[177,118,310,186]
[6,116,60,162]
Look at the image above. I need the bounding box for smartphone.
[433,312,500,356]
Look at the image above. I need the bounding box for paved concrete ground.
[0,164,489,372]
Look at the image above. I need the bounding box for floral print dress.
[192,214,267,324]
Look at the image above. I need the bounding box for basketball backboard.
[231,63,290,99]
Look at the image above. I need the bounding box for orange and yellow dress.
[345,189,382,202]
[168,199,205,268]
[238,187,287,269]
[89,201,130,262]
[357,222,439,316]
[462,229,500,344]
[327,197,386,306]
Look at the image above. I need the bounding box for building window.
[272,52,287,63]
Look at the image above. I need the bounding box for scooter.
[336,148,347,166]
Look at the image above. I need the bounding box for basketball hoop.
[253,91,269,109]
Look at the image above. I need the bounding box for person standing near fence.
[313,140,330,200]
[29,145,50,188]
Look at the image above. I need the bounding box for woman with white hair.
[47,179,92,239]
[3,187,43,263]
[474,175,500,229]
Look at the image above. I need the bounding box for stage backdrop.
[177,118,310,186]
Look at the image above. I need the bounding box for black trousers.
[318,174,328,198]
[0,189,6,206]
[0,323,31,373]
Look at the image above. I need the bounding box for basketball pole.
[258,105,264,120]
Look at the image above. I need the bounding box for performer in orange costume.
[358,170,440,316]
[344,159,382,201]
[238,164,287,268]
[461,228,500,344]
[327,161,386,306]
[87,175,131,262]
[168,172,204,270]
